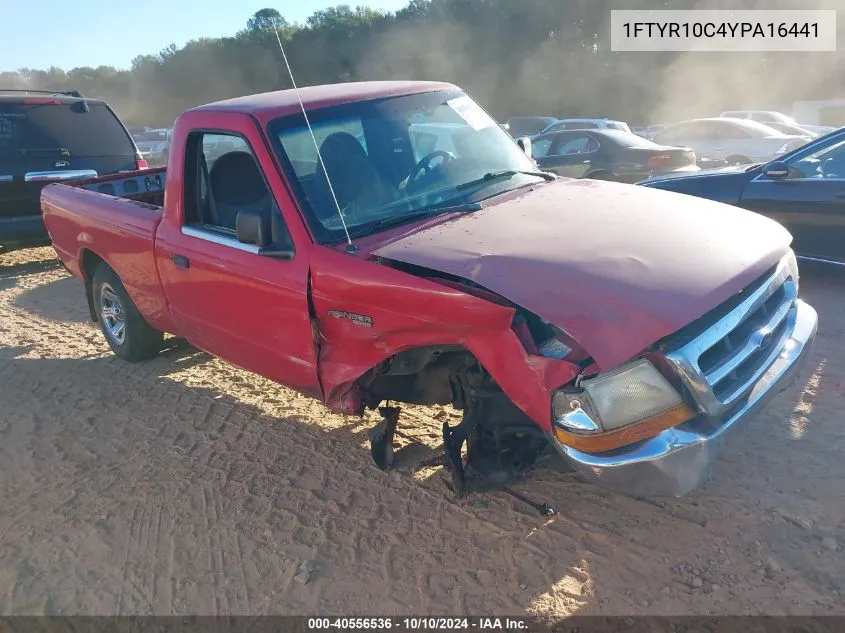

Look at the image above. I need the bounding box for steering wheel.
[406,150,456,192]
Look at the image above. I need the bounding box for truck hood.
[372,178,792,370]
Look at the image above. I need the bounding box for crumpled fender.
[309,247,578,431]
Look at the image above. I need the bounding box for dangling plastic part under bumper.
[553,299,818,498]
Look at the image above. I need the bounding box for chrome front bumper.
[554,299,818,498]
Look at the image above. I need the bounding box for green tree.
[247,8,287,32]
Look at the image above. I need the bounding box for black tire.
[92,262,163,361]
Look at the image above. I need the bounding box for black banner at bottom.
[0,616,841,633]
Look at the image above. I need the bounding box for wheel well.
[80,249,106,322]
[357,345,485,411]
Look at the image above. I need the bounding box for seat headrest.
[319,132,368,166]
[209,151,268,206]
[315,132,377,208]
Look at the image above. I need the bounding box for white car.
[652,118,809,164]
[719,110,797,125]
[719,111,836,138]
[800,124,838,136]
[539,118,631,134]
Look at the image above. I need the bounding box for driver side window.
[789,137,845,178]
[530,136,555,158]
[409,128,455,162]
[183,132,284,240]
[555,135,597,155]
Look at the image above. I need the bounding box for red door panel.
[153,111,320,398]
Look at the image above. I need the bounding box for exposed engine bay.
[353,260,587,514]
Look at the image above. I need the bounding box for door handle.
[171,254,190,269]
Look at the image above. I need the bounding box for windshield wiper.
[350,202,483,238]
[455,169,554,191]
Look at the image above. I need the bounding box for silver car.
[652,118,810,164]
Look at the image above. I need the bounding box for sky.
[0,0,411,72]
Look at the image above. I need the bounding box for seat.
[208,151,271,230]
[311,132,395,223]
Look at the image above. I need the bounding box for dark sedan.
[530,129,700,183]
[640,127,845,265]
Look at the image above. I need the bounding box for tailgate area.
[71,167,167,207]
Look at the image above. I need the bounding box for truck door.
[154,128,321,398]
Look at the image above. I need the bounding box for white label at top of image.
[610,10,837,52]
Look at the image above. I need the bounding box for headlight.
[553,359,685,433]
[784,249,799,290]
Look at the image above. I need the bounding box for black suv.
[1,90,145,255]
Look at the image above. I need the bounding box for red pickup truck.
[42,81,818,500]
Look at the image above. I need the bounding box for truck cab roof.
[193,81,458,119]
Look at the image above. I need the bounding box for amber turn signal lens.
[554,403,695,453]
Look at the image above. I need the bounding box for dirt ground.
[0,246,843,618]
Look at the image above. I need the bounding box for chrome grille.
[663,256,798,418]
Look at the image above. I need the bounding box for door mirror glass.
[236,210,271,247]
[236,206,296,259]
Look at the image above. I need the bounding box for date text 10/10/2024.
[307,617,529,631]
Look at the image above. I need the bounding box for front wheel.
[92,262,163,361]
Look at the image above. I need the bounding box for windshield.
[268,90,542,243]
[763,112,797,125]
[786,134,845,178]
[734,119,792,137]
[769,122,814,137]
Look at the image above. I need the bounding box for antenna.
[272,20,356,252]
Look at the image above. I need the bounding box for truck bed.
[72,166,167,208]
[41,167,171,331]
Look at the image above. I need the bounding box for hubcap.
[100,283,126,345]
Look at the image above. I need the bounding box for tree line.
[2,0,843,128]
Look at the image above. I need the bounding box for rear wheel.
[92,263,163,361]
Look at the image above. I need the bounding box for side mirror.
[516,136,532,156]
[236,210,271,247]
[236,208,296,259]
[763,160,803,180]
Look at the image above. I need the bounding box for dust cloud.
[3,0,845,127]
[357,0,845,126]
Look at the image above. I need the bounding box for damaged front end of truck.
[308,180,817,506]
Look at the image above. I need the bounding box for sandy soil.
[0,246,843,618]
